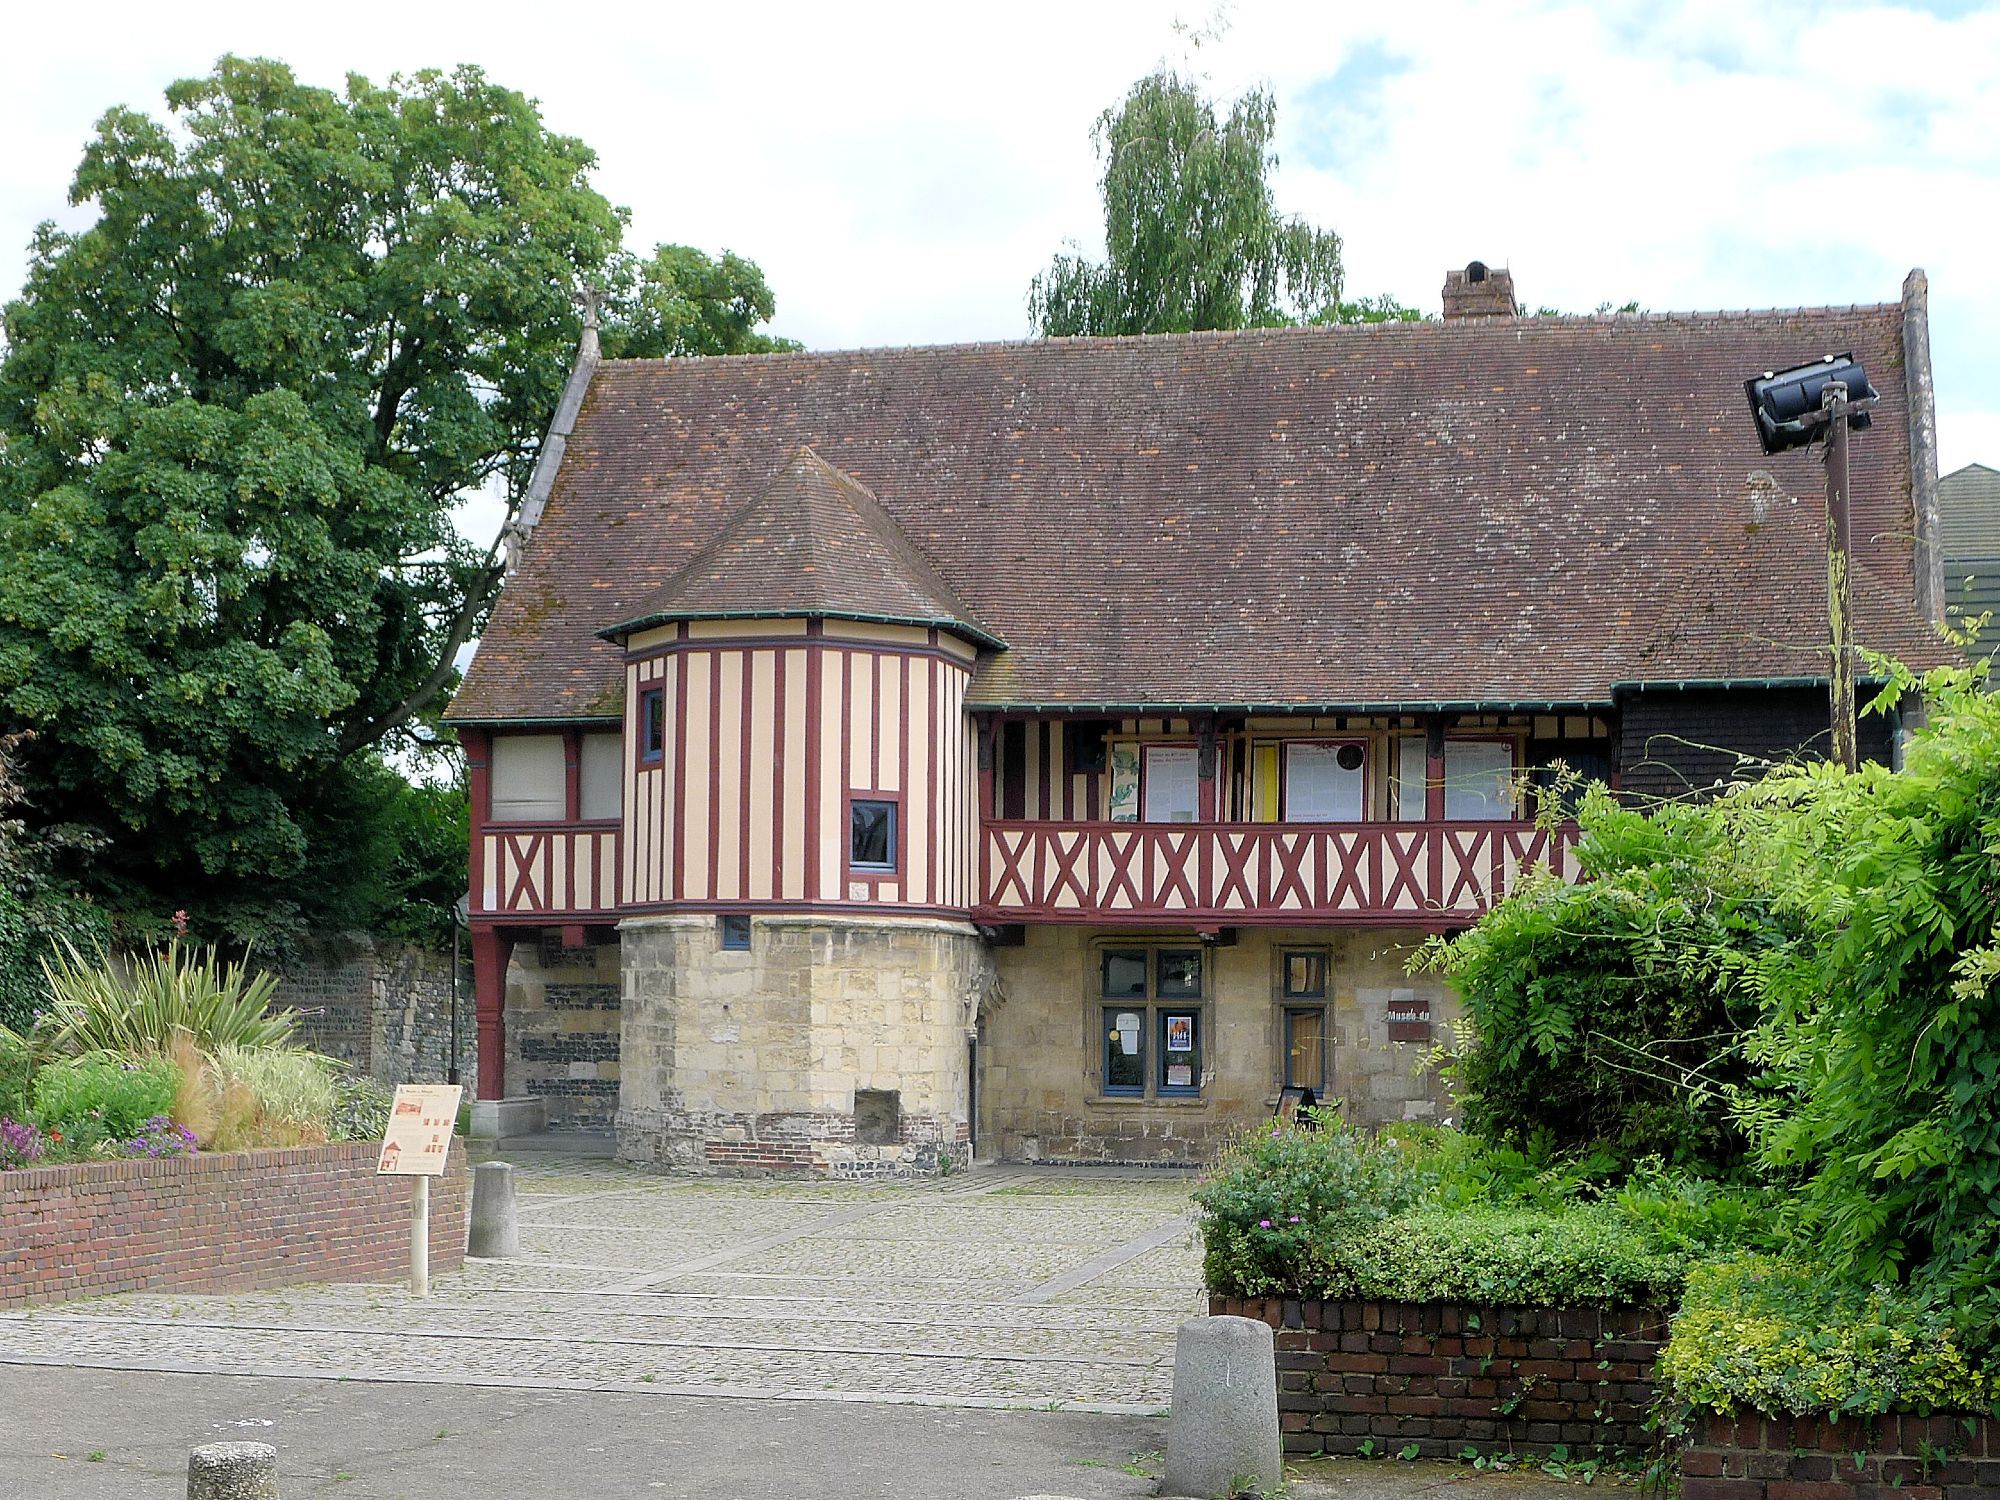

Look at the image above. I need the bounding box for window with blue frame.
[639,686,665,765]
[719,914,752,951]
[1099,947,1204,1098]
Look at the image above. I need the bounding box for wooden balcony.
[975,819,1579,925]
[474,821,622,920]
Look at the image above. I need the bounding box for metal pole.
[411,1175,431,1298]
[1823,381,1858,773]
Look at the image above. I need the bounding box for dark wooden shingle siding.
[1616,687,1894,801]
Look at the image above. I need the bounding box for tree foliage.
[1028,69,1343,336]
[0,56,791,941]
[1418,789,1801,1174]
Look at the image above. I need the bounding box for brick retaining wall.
[1683,1411,2000,1500]
[1212,1295,1669,1459]
[0,1141,468,1309]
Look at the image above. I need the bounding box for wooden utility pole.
[1823,381,1858,772]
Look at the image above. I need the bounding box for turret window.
[849,798,898,872]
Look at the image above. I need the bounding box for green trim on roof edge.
[597,606,1007,651]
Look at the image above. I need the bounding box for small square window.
[1102,950,1148,997]
[719,914,751,951]
[1069,722,1110,775]
[849,798,897,871]
[640,687,665,765]
[1282,950,1327,998]
[1157,950,1203,998]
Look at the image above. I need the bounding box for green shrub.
[0,1028,30,1119]
[1414,788,1799,1176]
[30,1055,180,1138]
[1660,1256,1993,1416]
[31,939,293,1058]
[329,1072,392,1142]
[1322,1204,1693,1307]
[1193,1116,1426,1296]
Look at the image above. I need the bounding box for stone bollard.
[1163,1315,1283,1500]
[467,1160,520,1258]
[187,1441,278,1499]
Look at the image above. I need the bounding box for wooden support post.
[469,927,513,1101]
[1424,717,1448,822]
[1197,718,1219,824]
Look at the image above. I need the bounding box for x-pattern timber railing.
[475,821,622,919]
[976,820,1580,924]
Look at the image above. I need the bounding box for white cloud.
[1,0,1995,478]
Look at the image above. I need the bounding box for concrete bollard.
[1163,1315,1283,1500]
[187,1441,278,1499]
[467,1160,520,1258]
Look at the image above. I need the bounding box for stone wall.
[278,934,472,1089]
[618,913,989,1178]
[1213,1294,1668,1461]
[981,926,1457,1164]
[1683,1411,2000,1500]
[503,936,621,1130]
[0,1142,469,1310]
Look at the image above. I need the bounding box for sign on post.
[377,1084,461,1298]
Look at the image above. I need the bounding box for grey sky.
[3,0,1994,527]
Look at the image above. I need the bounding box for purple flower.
[1289,1215,1301,1223]
[1258,1218,1272,1229]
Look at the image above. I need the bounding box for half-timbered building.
[445,264,1949,1175]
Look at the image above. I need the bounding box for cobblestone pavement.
[0,1157,1204,1415]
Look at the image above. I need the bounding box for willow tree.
[0,57,794,940]
[1029,69,1344,336]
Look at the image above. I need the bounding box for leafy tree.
[1418,789,1800,1174]
[0,57,792,942]
[0,733,108,1032]
[1028,69,1344,336]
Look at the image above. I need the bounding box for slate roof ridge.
[599,445,1001,647]
[587,300,1902,369]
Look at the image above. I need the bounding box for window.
[1283,742,1365,821]
[579,733,623,820]
[1395,736,1430,822]
[1069,721,1111,775]
[1142,745,1200,823]
[639,686,666,766]
[1284,1007,1328,1092]
[490,735,564,822]
[1099,947,1205,1098]
[849,798,898,872]
[1444,739,1518,820]
[1281,949,1327,999]
[719,914,751,951]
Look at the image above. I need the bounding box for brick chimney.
[1442,261,1517,320]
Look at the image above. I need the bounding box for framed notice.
[1165,1014,1195,1053]
[377,1084,462,1176]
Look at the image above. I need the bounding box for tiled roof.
[599,446,999,646]
[447,305,1950,722]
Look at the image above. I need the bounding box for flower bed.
[0,1140,467,1309]
[1214,1293,1668,1460]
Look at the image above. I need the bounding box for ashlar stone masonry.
[618,913,992,1178]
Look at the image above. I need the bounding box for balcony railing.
[976,819,1578,924]
[474,821,622,919]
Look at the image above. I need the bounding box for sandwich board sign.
[377,1083,461,1297]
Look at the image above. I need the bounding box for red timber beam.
[469,927,516,1101]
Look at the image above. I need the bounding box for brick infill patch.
[1683,1410,2000,1500]
[0,1141,468,1309]
[1211,1293,1668,1459]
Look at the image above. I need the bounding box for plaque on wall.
[1386,989,1432,1043]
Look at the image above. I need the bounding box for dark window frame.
[1281,948,1329,999]
[846,792,901,876]
[638,685,666,767]
[1283,1004,1330,1093]
[1095,944,1206,1099]
[719,914,752,951]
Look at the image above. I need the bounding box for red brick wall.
[1684,1411,2000,1500]
[1212,1295,1668,1459]
[0,1142,469,1310]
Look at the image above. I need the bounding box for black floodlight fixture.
[1744,353,1878,455]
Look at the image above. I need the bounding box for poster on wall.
[1166,1063,1193,1087]
[1165,1014,1194,1052]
